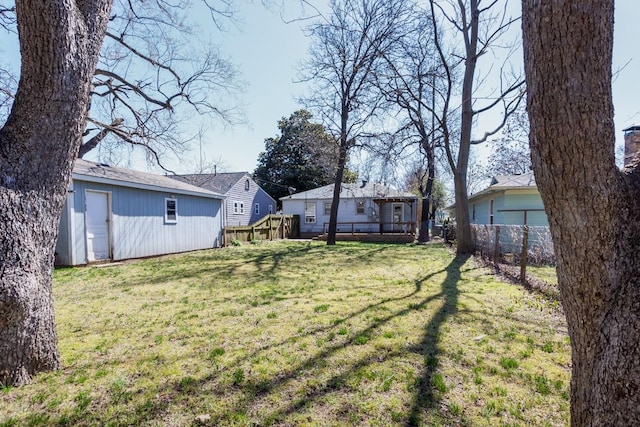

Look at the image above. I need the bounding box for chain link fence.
[471,224,555,265]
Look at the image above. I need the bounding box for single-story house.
[55,159,224,266]
[281,181,418,236]
[465,173,548,226]
[172,172,276,227]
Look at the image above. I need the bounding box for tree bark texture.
[0,0,112,386]
[452,0,479,254]
[327,141,349,246]
[523,1,640,424]
[417,153,435,243]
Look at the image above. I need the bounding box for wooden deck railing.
[321,221,416,235]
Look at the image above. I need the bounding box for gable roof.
[281,182,417,201]
[469,173,537,202]
[73,159,223,199]
[171,172,249,195]
[489,173,536,188]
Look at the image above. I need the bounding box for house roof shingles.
[281,182,417,201]
[73,159,223,198]
[171,172,249,195]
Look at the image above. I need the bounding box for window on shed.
[305,202,316,224]
[165,198,177,223]
[489,199,494,225]
[254,203,260,215]
[472,204,476,220]
[356,200,365,214]
[269,205,273,214]
[233,201,244,214]
[324,202,331,216]
[245,179,250,191]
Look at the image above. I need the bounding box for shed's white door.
[85,191,111,262]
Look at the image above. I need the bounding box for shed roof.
[281,182,417,201]
[73,159,223,199]
[171,172,249,195]
[467,173,537,202]
[446,173,538,212]
[488,173,536,188]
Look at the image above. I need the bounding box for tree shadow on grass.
[199,254,471,426]
[405,253,471,426]
[46,246,471,426]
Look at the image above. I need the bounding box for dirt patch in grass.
[1,241,569,426]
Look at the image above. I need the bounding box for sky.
[171,0,640,175]
[2,1,640,176]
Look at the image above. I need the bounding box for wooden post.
[493,226,501,262]
[519,226,529,284]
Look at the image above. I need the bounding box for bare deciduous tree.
[376,4,447,242]
[485,105,531,176]
[300,0,409,245]
[523,0,640,424]
[0,0,243,171]
[429,0,524,254]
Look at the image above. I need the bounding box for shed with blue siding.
[465,174,548,226]
[55,159,224,266]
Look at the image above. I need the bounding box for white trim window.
[489,199,494,225]
[233,201,244,214]
[254,203,260,215]
[305,202,316,224]
[356,200,365,215]
[269,204,273,214]
[324,202,331,216]
[165,197,178,223]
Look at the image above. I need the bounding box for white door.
[85,191,111,262]
[392,203,404,231]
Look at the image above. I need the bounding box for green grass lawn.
[0,241,570,426]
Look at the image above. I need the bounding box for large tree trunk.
[451,0,479,254]
[0,0,112,386]
[417,151,435,243]
[327,142,349,245]
[523,1,640,424]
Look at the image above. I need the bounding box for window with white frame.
[254,203,260,215]
[269,204,273,214]
[356,200,365,214]
[305,202,316,223]
[165,198,177,223]
[489,199,494,225]
[233,201,244,214]
[245,179,250,191]
[324,202,331,216]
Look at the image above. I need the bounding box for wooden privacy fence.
[223,215,299,245]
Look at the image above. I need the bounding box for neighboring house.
[281,181,418,236]
[464,173,548,226]
[172,172,276,227]
[55,159,224,266]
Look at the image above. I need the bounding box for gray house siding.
[225,175,276,226]
[56,180,222,266]
[172,173,276,227]
[281,182,418,235]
